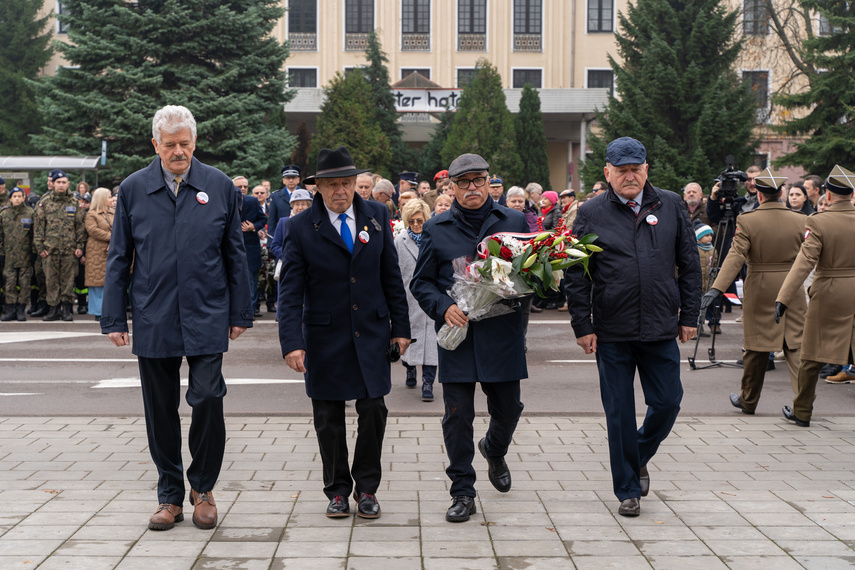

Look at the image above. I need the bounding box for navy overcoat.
[101,158,254,358]
[277,193,411,400]
[410,199,530,383]
[267,188,292,242]
[240,194,267,273]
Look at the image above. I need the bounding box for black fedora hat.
[303,147,369,185]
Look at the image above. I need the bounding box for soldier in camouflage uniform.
[0,187,35,321]
[28,177,53,317]
[33,171,86,321]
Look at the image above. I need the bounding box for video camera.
[713,155,748,203]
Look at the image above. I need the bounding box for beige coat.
[561,200,578,229]
[777,200,855,364]
[712,201,806,352]
[84,209,114,287]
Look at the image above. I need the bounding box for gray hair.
[374,178,394,196]
[507,186,526,198]
[152,105,197,143]
[525,182,543,195]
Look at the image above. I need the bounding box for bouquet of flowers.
[391,219,406,238]
[437,219,600,350]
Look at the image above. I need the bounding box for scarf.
[541,203,555,215]
[698,243,713,252]
[452,196,494,233]
[407,227,423,248]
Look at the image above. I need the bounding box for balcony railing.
[345,33,370,51]
[458,33,486,51]
[402,33,430,51]
[289,32,317,51]
[513,33,542,51]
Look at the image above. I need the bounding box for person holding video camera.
[700,169,807,415]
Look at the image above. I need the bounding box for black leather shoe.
[782,406,809,427]
[325,495,350,518]
[640,465,650,497]
[30,300,49,318]
[43,305,60,321]
[730,393,754,415]
[446,496,476,522]
[618,497,641,517]
[478,438,511,493]
[352,491,381,519]
[253,310,263,318]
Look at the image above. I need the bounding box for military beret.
[399,172,419,183]
[289,189,313,203]
[0,176,5,185]
[754,168,788,194]
[50,170,68,182]
[433,170,449,181]
[8,187,24,199]
[281,165,301,177]
[448,154,490,179]
[606,137,647,166]
[825,165,855,195]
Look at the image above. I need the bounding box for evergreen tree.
[291,122,311,176]
[0,0,52,155]
[515,84,551,191]
[363,32,414,177]
[310,71,390,175]
[418,108,455,181]
[441,59,522,185]
[578,0,757,192]
[774,0,855,174]
[31,0,294,180]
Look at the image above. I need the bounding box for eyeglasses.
[236,185,248,189]
[453,176,488,190]
[408,218,424,226]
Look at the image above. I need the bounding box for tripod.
[688,198,744,370]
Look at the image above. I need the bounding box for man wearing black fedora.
[278,146,411,519]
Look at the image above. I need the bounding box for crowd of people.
[2,105,853,530]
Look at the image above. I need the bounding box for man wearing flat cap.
[559,189,578,229]
[565,137,701,517]
[278,146,411,520]
[700,168,807,416]
[411,153,530,523]
[776,165,855,427]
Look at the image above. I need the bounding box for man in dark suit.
[410,153,530,523]
[101,105,254,531]
[278,147,411,519]
[237,185,267,317]
[266,165,300,313]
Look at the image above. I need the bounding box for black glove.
[699,288,722,311]
[774,302,787,324]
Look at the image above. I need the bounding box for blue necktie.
[338,213,353,254]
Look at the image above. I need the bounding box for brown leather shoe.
[189,489,217,529]
[148,503,183,530]
[618,497,641,517]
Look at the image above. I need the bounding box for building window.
[514,0,541,34]
[743,0,768,35]
[743,70,770,121]
[288,68,317,88]
[513,69,542,88]
[402,68,431,80]
[819,13,842,35]
[587,0,613,33]
[751,153,769,169]
[458,0,487,50]
[457,68,478,87]
[402,0,430,50]
[346,0,374,33]
[587,69,614,94]
[289,0,317,50]
[57,2,69,34]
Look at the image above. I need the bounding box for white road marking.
[92,378,304,389]
[0,393,43,396]
[548,359,739,364]
[0,358,137,362]
[0,331,103,344]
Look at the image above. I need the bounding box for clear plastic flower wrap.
[436,257,532,351]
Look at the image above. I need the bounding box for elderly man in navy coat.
[101,105,254,532]
[410,153,530,523]
[278,147,411,519]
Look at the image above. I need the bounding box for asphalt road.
[2,308,854,418]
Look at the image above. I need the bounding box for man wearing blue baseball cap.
[565,137,701,517]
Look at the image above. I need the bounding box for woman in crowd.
[540,191,560,230]
[525,182,543,215]
[433,194,452,215]
[84,188,114,320]
[394,199,438,402]
[507,186,539,231]
[786,183,813,214]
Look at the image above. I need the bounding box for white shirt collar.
[324,202,355,224]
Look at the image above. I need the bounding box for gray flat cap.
[290,189,313,203]
[606,137,647,166]
[448,153,490,179]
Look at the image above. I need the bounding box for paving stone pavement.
[1,415,855,569]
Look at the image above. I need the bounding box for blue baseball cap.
[606,137,647,166]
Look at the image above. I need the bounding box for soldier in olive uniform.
[701,170,807,414]
[28,175,56,318]
[776,165,855,427]
[33,170,86,321]
[0,188,35,321]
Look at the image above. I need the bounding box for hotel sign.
[393,89,462,112]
